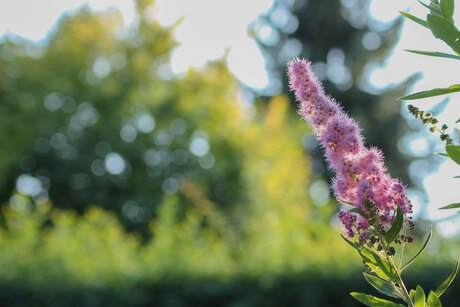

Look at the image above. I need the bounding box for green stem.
[376,231,414,307]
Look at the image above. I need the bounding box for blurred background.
[0,0,458,306]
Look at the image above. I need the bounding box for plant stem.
[377,231,414,307]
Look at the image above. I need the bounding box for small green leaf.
[350,292,401,307]
[427,14,460,54]
[405,49,460,60]
[410,289,417,303]
[363,273,401,299]
[415,285,426,307]
[400,11,429,28]
[445,145,460,165]
[456,118,460,123]
[402,225,432,271]
[435,261,459,297]
[385,206,403,245]
[440,0,455,21]
[439,202,460,209]
[400,84,460,100]
[418,0,442,15]
[341,235,398,282]
[337,199,353,206]
[434,152,449,157]
[349,208,369,219]
[427,291,442,307]
[453,175,460,178]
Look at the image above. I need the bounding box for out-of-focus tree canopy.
[252,0,418,187]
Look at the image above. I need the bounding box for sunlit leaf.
[399,11,429,28]
[350,292,402,307]
[435,261,459,297]
[427,14,460,54]
[415,285,426,307]
[342,235,398,282]
[337,199,353,206]
[363,273,401,299]
[440,0,455,21]
[410,289,417,304]
[427,291,442,307]
[405,49,460,60]
[402,225,432,271]
[385,206,403,245]
[445,145,460,165]
[439,203,460,209]
[400,84,460,100]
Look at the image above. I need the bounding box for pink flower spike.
[287,58,412,239]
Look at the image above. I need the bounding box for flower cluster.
[287,59,412,242]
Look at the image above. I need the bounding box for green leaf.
[341,235,398,282]
[427,291,442,307]
[440,0,455,21]
[350,292,401,307]
[404,49,460,60]
[415,285,426,307]
[337,199,353,206]
[400,11,429,28]
[410,289,417,304]
[445,145,460,165]
[363,273,401,299]
[456,118,460,123]
[402,225,433,271]
[349,208,369,219]
[385,206,403,245]
[435,261,459,297]
[427,14,460,54]
[453,175,460,178]
[400,84,460,100]
[439,202,460,209]
[434,152,449,157]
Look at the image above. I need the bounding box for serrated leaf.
[415,285,426,307]
[435,261,459,297]
[445,145,460,165]
[402,225,432,271]
[350,292,401,307]
[405,49,460,60]
[427,14,460,54]
[385,206,403,245]
[400,84,460,100]
[341,235,398,282]
[400,11,429,28]
[440,0,455,21]
[363,273,401,299]
[349,208,369,219]
[439,202,460,209]
[427,291,442,307]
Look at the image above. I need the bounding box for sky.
[0,0,459,236]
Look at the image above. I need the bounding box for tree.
[252,0,418,187]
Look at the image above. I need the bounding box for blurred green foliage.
[0,0,458,306]
[252,0,422,187]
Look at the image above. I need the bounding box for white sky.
[0,0,459,235]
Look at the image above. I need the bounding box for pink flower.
[287,58,412,238]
